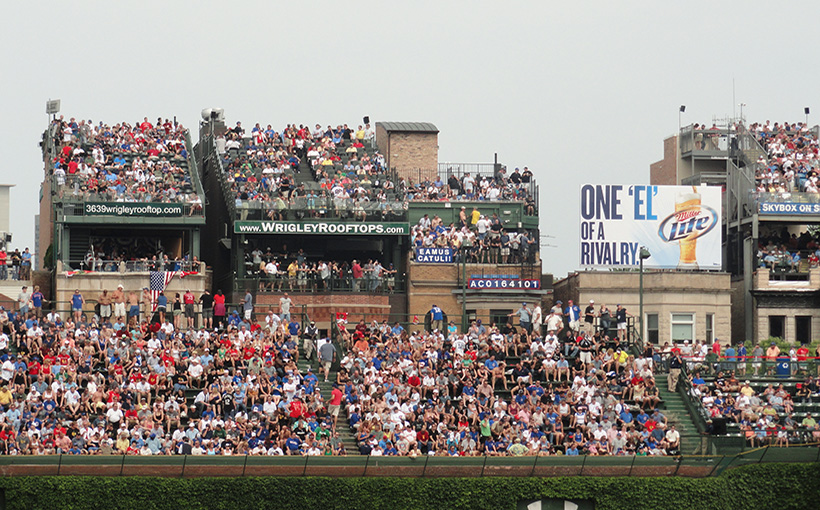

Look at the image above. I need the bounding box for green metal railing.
[0,446,815,478]
[234,272,405,294]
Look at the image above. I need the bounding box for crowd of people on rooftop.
[49,116,200,205]
[77,244,201,274]
[220,119,537,219]
[411,211,538,264]
[0,247,32,281]
[750,121,820,197]
[244,246,398,293]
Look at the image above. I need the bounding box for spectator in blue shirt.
[565,300,581,332]
[30,285,44,317]
[430,304,444,331]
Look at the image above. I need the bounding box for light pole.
[638,246,651,341]
[461,250,467,333]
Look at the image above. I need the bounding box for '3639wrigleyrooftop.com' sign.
[84,202,183,217]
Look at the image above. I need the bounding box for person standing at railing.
[243,289,254,323]
[199,289,213,330]
[765,342,781,375]
[213,289,226,330]
[508,303,532,334]
[9,249,20,281]
[279,292,292,323]
[564,300,581,334]
[17,286,31,316]
[0,246,7,281]
[31,286,44,319]
[19,248,31,281]
[70,289,84,323]
[430,304,444,332]
[184,289,196,330]
[583,300,596,334]
[751,343,764,375]
[736,341,748,376]
[140,288,152,324]
[346,259,360,292]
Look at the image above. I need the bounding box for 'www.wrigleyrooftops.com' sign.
[235,221,410,235]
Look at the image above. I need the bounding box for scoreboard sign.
[468,278,541,290]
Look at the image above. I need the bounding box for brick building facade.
[553,271,732,345]
[375,122,438,182]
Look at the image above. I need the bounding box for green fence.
[0,447,816,478]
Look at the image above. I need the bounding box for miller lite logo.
[657,205,718,243]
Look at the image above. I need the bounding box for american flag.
[149,270,198,311]
[149,271,178,312]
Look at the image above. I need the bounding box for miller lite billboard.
[579,184,722,270]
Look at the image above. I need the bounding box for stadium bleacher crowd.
[49,116,201,206]
[681,340,820,446]
[333,302,680,457]
[0,289,683,457]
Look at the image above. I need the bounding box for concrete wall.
[752,267,820,344]
[53,268,209,317]
[407,262,546,326]
[255,293,391,333]
[553,271,732,344]
[0,185,11,234]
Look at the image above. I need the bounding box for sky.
[2,2,819,278]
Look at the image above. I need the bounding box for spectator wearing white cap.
[584,299,596,334]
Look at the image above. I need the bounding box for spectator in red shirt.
[351,260,364,291]
[183,290,196,329]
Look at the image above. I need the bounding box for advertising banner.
[579,184,722,269]
[758,202,820,215]
[84,202,183,217]
[415,247,453,263]
[234,221,410,235]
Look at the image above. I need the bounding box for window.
[671,313,695,342]
[646,313,659,344]
[796,316,811,344]
[769,316,785,340]
[705,314,714,344]
[490,309,512,327]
